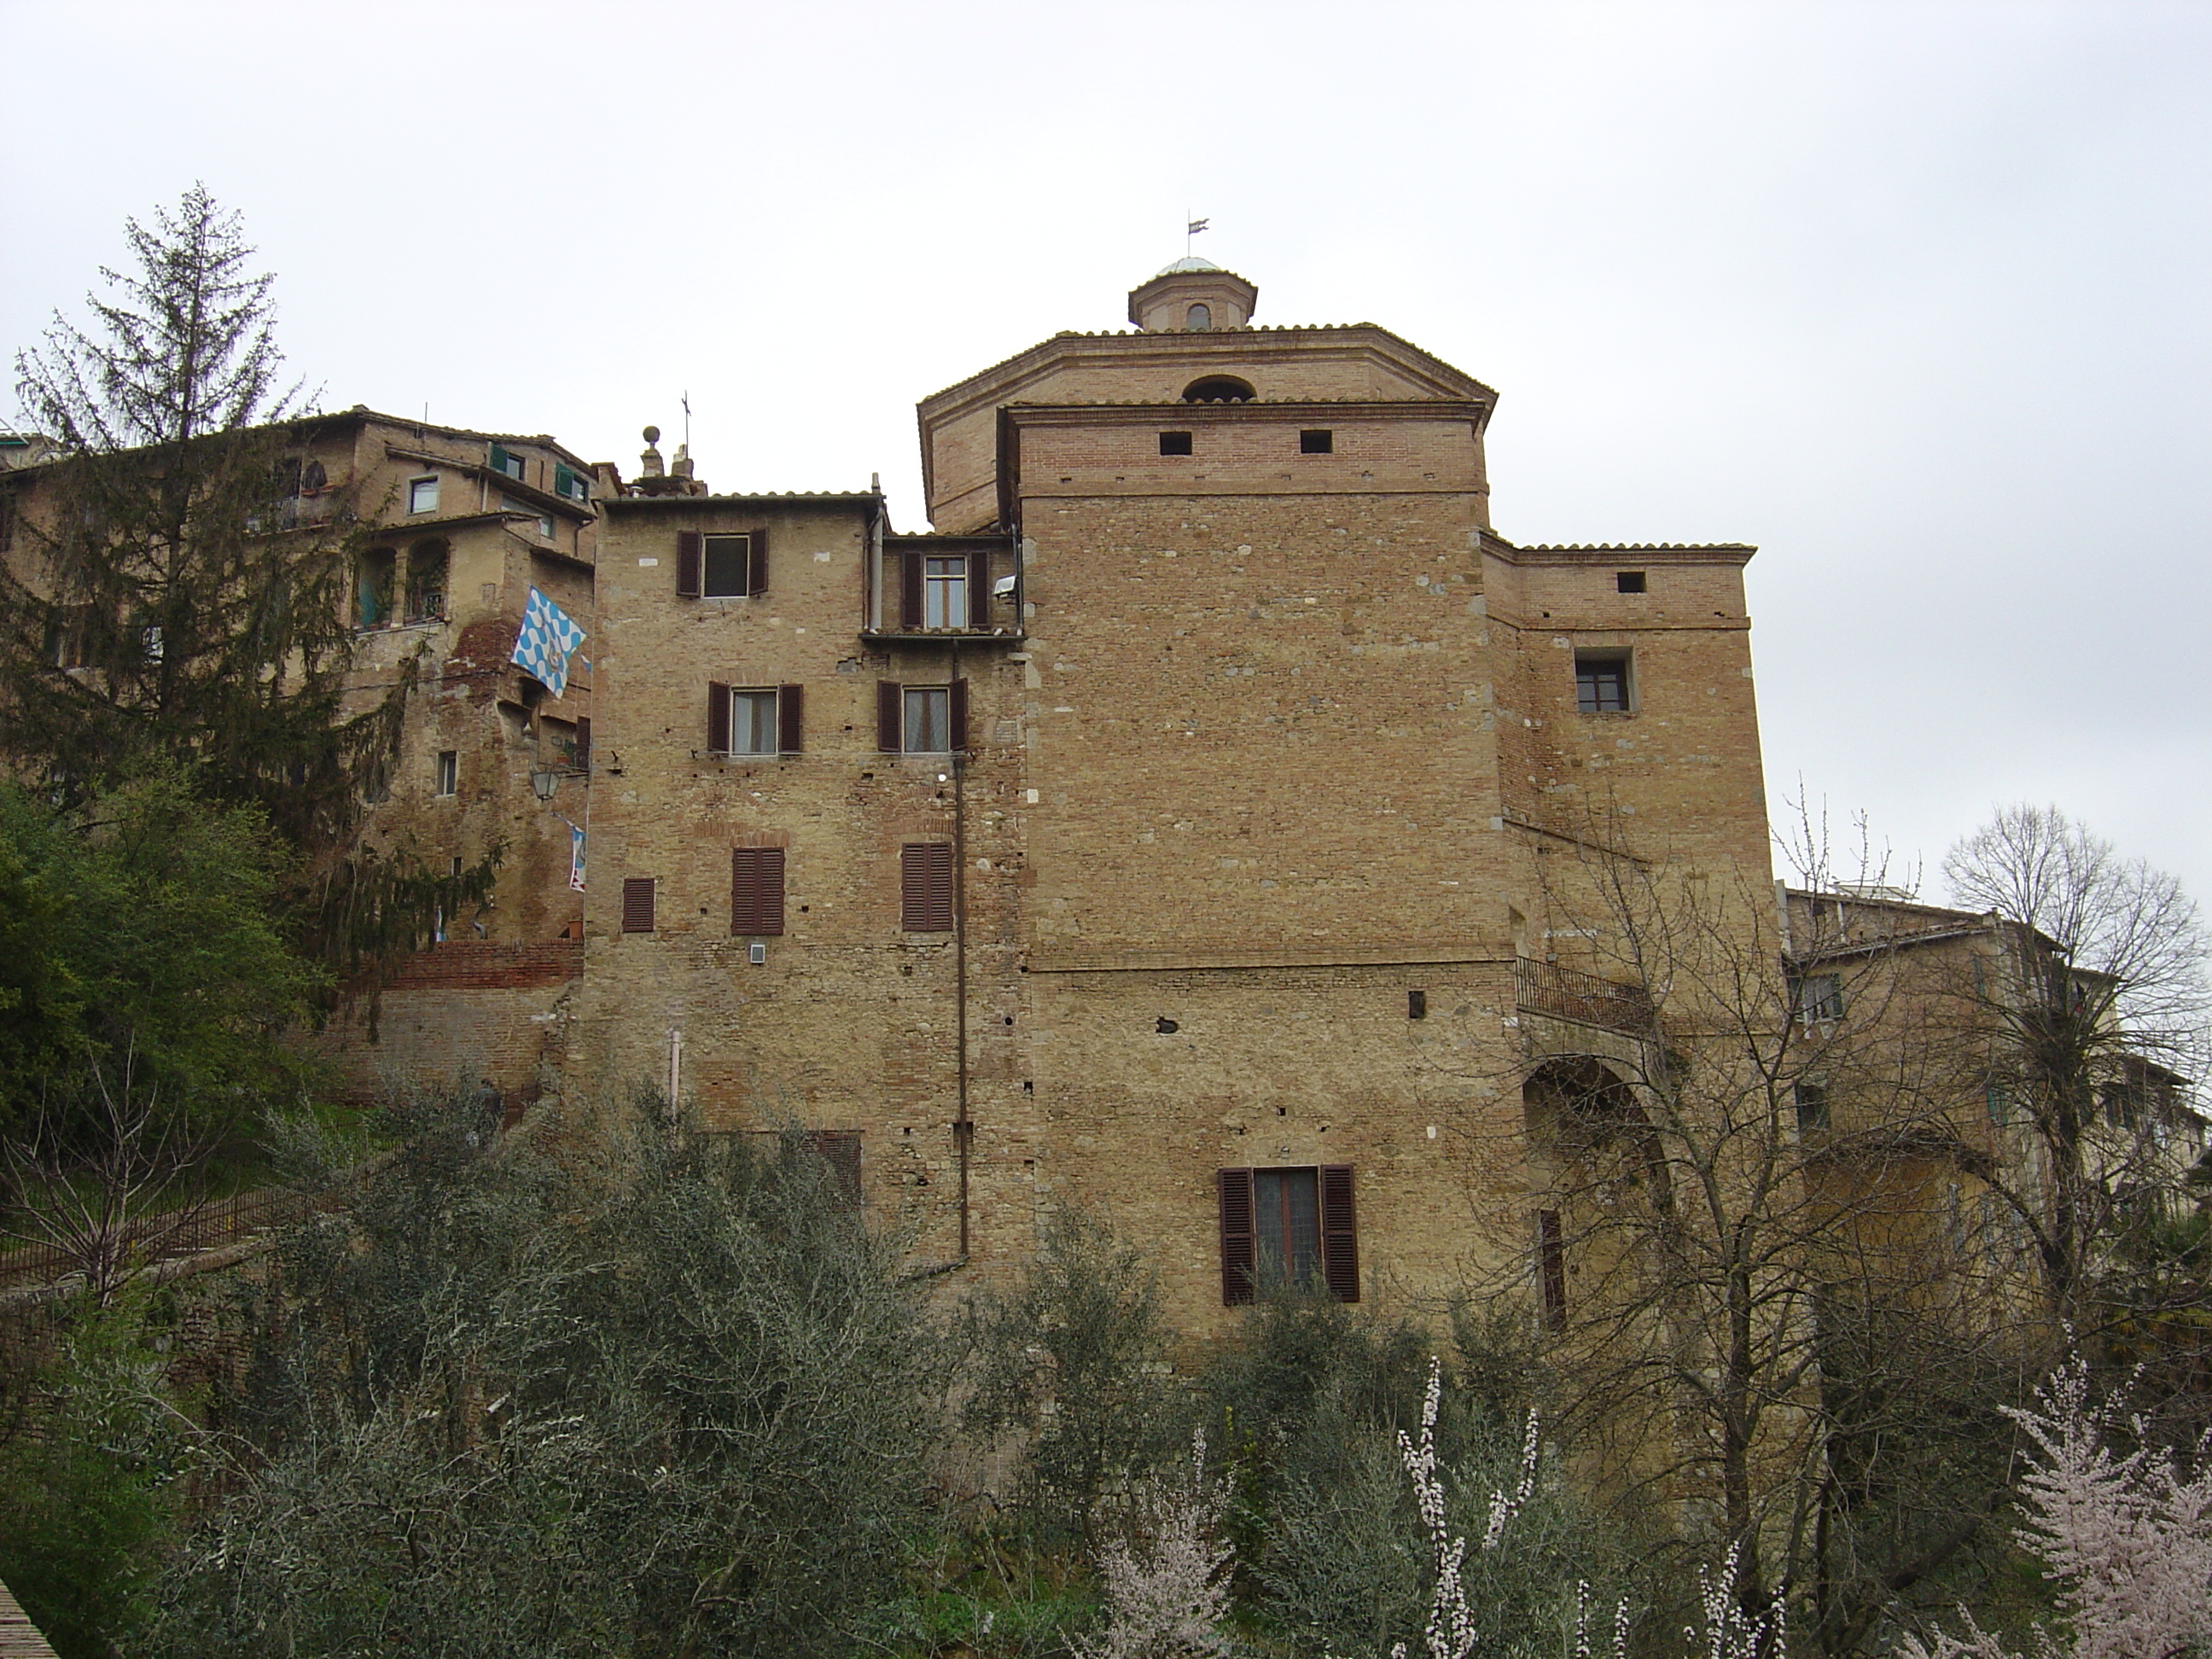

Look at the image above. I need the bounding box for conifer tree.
[3,185,491,983]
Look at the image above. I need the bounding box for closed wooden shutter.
[900,842,954,931]
[1219,1167,1257,1306]
[676,532,702,598]
[1318,1165,1360,1303]
[877,681,902,752]
[573,716,591,775]
[949,678,969,753]
[1537,1208,1566,1331]
[731,847,786,936]
[707,681,730,754]
[899,550,924,629]
[748,528,769,597]
[620,876,655,934]
[777,684,803,754]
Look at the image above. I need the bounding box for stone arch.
[404,538,450,623]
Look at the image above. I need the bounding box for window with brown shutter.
[900,842,954,932]
[676,532,701,598]
[707,681,731,754]
[748,528,770,598]
[877,681,902,752]
[620,876,656,934]
[777,684,803,754]
[1537,1208,1567,1331]
[1219,1167,1257,1306]
[1217,1166,1359,1305]
[1318,1165,1359,1302]
[899,549,924,630]
[731,847,786,937]
[878,681,967,754]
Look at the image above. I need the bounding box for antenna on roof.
[682,391,691,452]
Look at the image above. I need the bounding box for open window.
[358,547,396,627]
[1218,1166,1359,1304]
[897,551,970,629]
[1791,973,1845,1024]
[877,679,969,754]
[706,683,803,756]
[676,530,768,599]
[404,540,449,623]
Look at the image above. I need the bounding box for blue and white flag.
[511,587,586,699]
[568,822,586,892]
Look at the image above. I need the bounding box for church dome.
[1155,255,1223,276]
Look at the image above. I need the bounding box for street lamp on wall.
[530,767,561,803]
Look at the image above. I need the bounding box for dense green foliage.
[0,772,320,1140]
[3,185,494,994]
[0,1289,196,1659]
[150,1094,942,1658]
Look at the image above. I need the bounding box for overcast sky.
[4,0,2206,908]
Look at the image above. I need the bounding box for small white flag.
[1187,218,1210,236]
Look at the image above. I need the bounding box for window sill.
[861,626,1026,645]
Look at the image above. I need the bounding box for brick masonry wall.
[529,311,1773,1342]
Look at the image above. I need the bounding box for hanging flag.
[510,586,586,699]
[1187,218,1210,236]
[568,822,586,892]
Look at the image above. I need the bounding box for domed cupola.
[1127,257,1259,333]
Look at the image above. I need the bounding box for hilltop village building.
[565,260,1773,1330]
[3,262,1790,1332]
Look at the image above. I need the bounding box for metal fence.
[0,1184,314,1293]
[1515,959,1654,1033]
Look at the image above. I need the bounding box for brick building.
[1,408,608,1102]
[568,259,1775,1333]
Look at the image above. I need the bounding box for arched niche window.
[1182,375,1254,404]
[1522,1055,1660,1330]
[358,548,396,628]
[1185,302,1212,332]
[404,539,450,624]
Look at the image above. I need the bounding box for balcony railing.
[1516,959,1654,1033]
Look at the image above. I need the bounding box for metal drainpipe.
[952,637,972,1261]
